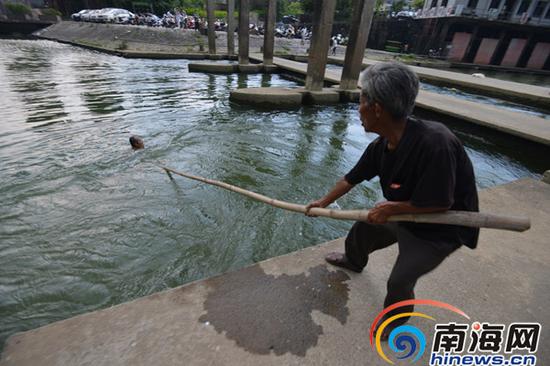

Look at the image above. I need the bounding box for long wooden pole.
[161,166,531,232]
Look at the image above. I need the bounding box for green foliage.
[214,10,227,19]
[299,0,353,21]
[391,0,406,12]
[5,2,32,15]
[411,0,425,9]
[375,0,385,13]
[334,0,351,21]
[287,2,303,16]
[184,7,206,17]
[41,8,62,17]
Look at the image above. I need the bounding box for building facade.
[415,0,550,69]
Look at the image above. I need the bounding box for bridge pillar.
[305,0,337,91]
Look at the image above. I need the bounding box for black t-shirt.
[345,117,479,250]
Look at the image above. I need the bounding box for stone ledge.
[237,64,264,73]
[301,89,340,105]
[188,63,238,73]
[229,87,304,108]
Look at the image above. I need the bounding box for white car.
[86,9,103,22]
[71,9,91,21]
[94,8,118,23]
[112,9,135,24]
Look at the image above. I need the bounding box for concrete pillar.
[490,29,509,65]
[206,0,216,55]
[462,25,480,63]
[263,0,276,65]
[227,0,235,56]
[339,0,375,90]
[238,0,250,64]
[305,0,337,91]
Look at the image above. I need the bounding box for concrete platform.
[189,63,238,73]
[238,64,265,74]
[327,56,550,109]
[250,54,550,146]
[229,87,304,108]
[302,89,340,105]
[1,178,549,365]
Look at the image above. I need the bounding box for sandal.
[325,252,362,273]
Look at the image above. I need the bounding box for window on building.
[516,0,531,13]
[442,0,449,6]
[468,0,479,7]
[545,5,550,17]
[431,0,438,7]
[533,1,548,16]
[489,0,501,8]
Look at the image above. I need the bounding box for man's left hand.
[366,201,396,224]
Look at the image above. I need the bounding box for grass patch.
[41,8,62,17]
[5,2,31,15]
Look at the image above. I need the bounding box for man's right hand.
[305,199,327,217]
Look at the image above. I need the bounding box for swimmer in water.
[129,135,144,150]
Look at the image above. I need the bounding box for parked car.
[94,8,118,23]
[145,13,161,26]
[71,9,91,21]
[105,9,135,24]
[87,9,104,22]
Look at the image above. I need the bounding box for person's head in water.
[129,135,144,150]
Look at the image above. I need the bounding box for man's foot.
[325,252,362,273]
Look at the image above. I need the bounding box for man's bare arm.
[305,177,354,215]
[367,200,450,224]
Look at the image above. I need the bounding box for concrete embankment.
[1,177,549,365]
[33,21,306,59]
[330,56,550,109]
[250,54,550,146]
[34,21,211,57]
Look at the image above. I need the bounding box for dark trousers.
[345,221,458,326]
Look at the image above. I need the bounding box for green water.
[0,40,545,350]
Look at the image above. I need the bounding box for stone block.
[302,89,340,105]
[339,89,361,102]
[263,64,279,73]
[207,54,225,60]
[188,63,237,73]
[238,64,264,73]
[229,87,303,108]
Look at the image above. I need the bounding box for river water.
[0,39,546,349]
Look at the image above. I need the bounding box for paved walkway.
[250,54,550,146]
[328,56,550,108]
[1,178,549,366]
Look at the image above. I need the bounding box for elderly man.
[306,62,479,338]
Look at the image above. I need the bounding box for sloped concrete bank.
[34,21,216,58]
[33,21,309,59]
[1,177,549,365]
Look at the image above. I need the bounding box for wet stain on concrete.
[198,264,350,356]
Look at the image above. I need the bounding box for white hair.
[359,62,419,119]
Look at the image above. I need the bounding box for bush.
[214,10,226,19]
[5,2,32,15]
[184,7,206,17]
[41,8,62,17]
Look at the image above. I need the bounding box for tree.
[411,0,425,9]
[287,1,303,16]
[391,0,406,12]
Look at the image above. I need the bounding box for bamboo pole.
[161,166,531,232]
